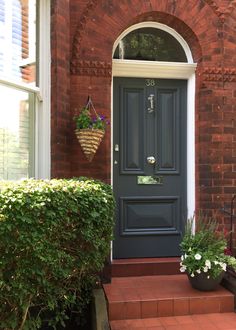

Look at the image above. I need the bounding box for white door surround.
[111,22,197,220]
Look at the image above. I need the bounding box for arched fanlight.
[113,27,187,62]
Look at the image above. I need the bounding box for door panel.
[157,89,179,172]
[120,196,179,235]
[113,78,187,258]
[121,88,145,173]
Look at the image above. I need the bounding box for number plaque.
[145,79,156,86]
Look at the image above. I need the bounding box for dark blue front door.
[113,78,187,258]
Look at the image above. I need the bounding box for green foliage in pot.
[0,178,115,329]
[180,214,236,279]
[74,107,108,131]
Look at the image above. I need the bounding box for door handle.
[148,94,154,113]
[147,156,156,165]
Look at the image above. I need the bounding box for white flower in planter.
[220,262,227,271]
[194,253,202,260]
[180,265,187,272]
[205,260,211,269]
[180,215,236,289]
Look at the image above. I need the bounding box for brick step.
[112,257,181,277]
[103,274,234,321]
[110,313,236,330]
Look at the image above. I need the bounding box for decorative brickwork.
[71,0,99,60]
[71,0,236,66]
[71,60,112,77]
[204,0,225,21]
[203,67,236,82]
[204,0,236,21]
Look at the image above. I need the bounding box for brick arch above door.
[70,0,229,74]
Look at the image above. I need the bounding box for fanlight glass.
[114,28,187,62]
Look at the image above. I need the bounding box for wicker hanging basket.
[75,96,106,162]
[75,128,105,162]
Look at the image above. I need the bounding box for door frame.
[111,22,197,257]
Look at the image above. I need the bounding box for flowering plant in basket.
[74,107,108,131]
[180,214,236,280]
[74,98,109,162]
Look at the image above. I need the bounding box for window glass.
[114,28,187,62]
[0,0,39,180]
[0,84,35,180]
[0,0,37,85]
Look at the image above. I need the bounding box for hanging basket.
[75,128,105,162]
[74,96,107,162]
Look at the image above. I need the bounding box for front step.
[110,313,236,330]
[112,257,181,277]
[103,274,234,321]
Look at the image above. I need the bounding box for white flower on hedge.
[181,255,184,261]
[190,273,195,277]
[203,266,208,272]
[214,261,219,265]
[196,269,201,274]
[180,266,187,272]
[205,260,211,269]
[207,275,210,279]
[184,253,188,259]
[194,253,202,260]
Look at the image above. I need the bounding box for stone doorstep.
[112,257,181,277]
[103,274,234,321]
[99,260,236,329]
[109,313,236,330]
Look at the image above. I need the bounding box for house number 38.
[145,79,156,86]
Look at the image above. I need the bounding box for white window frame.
[0,0,51,180]
[112,22,196,220]
[35,0,51,179]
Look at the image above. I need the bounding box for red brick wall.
[51,0,71,178]
[51,0,236,250]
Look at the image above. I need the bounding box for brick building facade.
[51,0,236,255]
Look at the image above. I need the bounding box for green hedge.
[0,178,115,329]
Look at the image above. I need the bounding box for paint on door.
[113,78,187,258]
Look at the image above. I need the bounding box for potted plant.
[74,97,108,162]
[180,214,236,291]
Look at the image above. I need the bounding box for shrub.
[0,178,115,329]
